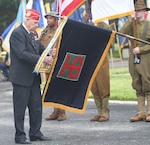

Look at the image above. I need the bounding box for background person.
[84,13,110,122]
[120,0,150,122]
[40,11,66,121]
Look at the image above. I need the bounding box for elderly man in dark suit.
[9,9,54,144]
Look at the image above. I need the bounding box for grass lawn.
[89,67,137,101]
[109,67,136,101]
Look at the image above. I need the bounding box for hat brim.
[44,14,60,19]
[146,7,150,11]
[135,7,150,11]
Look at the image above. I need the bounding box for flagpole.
[115,31,150,45]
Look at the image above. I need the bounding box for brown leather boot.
[57,110,66,121]
[98,116,109,122]
[45,111,59,121]
[146,115,150,122]
[90,115,100,121]
[130,114,146,122]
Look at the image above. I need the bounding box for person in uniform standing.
[40,11,66,121]
[9,9,54,144]
[84,13,110,122]
[120,0,150,122]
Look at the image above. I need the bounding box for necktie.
[30,32,36,49]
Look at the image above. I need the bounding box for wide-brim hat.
[44,11,59,19]
[135,0,150,11]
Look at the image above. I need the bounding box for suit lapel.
[20,25,38,54]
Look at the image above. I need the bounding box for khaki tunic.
[91,22,110,99]
[40,26,57,81]
[40,27,56,47]
[40,26,65,112]
[120,20,150,96]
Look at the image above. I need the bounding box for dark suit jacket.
[9,24,45,87]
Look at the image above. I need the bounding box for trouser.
[91,57,110,117]
[54,108,65,113]
[128,53,150,115]
[12,80,43,141]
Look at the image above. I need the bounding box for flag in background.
[1,20,16,41]
[57,0,86,16]
[51,0,85,22]
[16,0,27,27]
[51,0,57,11]
[42,19,114,114]
[2,0,27,52]
[31,0,46,28]
[91,0,134,24]
[69,5,85,22]
[117,16,130,49]
[1,0,46,52]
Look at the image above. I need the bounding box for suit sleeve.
[10,29,44,66]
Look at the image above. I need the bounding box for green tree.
[0,0,20,35]
[0,0,55,35]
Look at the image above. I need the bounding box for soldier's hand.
[133,47,140,55]
[128,13,136,21]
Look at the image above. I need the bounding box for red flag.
[57,0,86,16]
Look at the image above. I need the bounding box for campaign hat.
[44,11,59,19]
[135,0,150,11]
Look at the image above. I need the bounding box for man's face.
[27,18,39,32]
[135,9,145,19]
[46,16,57,27]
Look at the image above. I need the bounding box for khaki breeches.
[129,53,150,96]
[91,57,110,99]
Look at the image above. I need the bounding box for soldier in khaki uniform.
[40,11,66,121]
[120,0,150,122]
[84,13,110,122]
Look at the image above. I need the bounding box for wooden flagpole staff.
[115,31,150,45]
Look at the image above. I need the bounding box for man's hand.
[50,48,56,57]
[133,47,140,55]
[44,55,54,65]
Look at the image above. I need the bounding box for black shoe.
[15,138,31,144]
[30,136,52,141]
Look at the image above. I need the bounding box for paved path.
[0,81,150,145]
[109,58,128,68]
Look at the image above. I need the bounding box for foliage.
[0,0,20,34]
[0,0,55,35]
